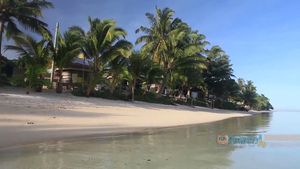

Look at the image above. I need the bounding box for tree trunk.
[109,86,114,95]
[56,69,63,93]
[86,61,98,97]
[86,80,93,97]
[86,71,96,97]
[0,21,4,63]
[86,86,92,97]
[160,71,169,95]
[131,78,136,101]
[159,81,165,94]
[26,75,31,94]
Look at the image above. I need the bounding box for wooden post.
[50,22,59,84]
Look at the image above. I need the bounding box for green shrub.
[222,101,239,110]
[191,99,208,107]
[72,86,130,101]
[135,92,174,105]
[93,90,130,101]
[9,75,26,87]
[214,100,239,110]
[174,98,208,107]
[72,85,197,105]
[43,79,51,89]
[72,85,88,96]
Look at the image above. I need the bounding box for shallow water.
[0,111,299,169]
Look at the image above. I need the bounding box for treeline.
[0,1,273,111]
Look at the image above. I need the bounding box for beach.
[0,87,251,148]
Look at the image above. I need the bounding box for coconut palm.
[136,8,179,93]
[5,35,51,92]
[238,78,257,108]
[127,52,153,101]
[51,28,83,93]
[0,0,53,60]
[136,7,207,94]
[71,17,132,96]
[204,46,234,99]
[102,55,129,95]
[254,94,273,110]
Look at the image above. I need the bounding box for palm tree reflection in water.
[0,113,272,169]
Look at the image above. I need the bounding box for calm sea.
[0,111,299,169]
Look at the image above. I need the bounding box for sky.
[4,0,300,110]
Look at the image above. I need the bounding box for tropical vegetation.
[51,27,83,93]
[0,0,53,60]
[5,35,51,92]
[68,17,132,96]
[0,1,273,111]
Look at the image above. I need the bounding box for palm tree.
[204,46,234,98]
[5,35,51,92]
[254,94,273,110]
[71,17,132,96]
[0,0,53,60]
[103,55,129,95]
[136,8,177,93]
[136,7,207,94]
[127,52,152,101]
[238,78,257,108]
[51,28,83,93]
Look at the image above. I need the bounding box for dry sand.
[0,87,251,148]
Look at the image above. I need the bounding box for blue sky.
[5,0,300,110]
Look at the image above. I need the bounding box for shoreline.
[0,87,259,149]
[0,116,248,151]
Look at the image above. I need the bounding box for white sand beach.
[0,87,251,148]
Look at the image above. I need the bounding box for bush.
[174,98,208,107]
[191,99,208,107]
[135,92,174,105]
[72,85,173,104]
[94,90,130,101]
[214,100,239,110]
[43,79,51,89]
[221,101,239,110]
[32,78,44,92]
[72,86,131,101]
[0,75,8,86]
[72,85,88,96]
[9,75,26,87]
